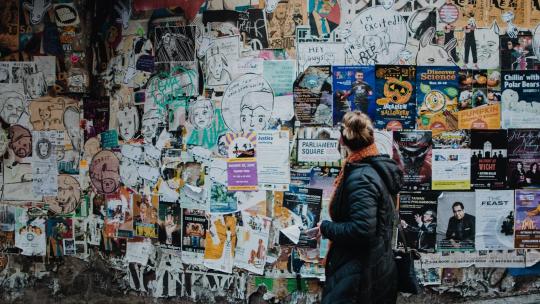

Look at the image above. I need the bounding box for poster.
[296,42,346,74]
[262,60,295,124]
[475,190,514,250]
[14,207,46,256]
[501,71,540,128]
[431,149,471,190]
[278,186,322,248]
[256,131,290,191]
[418,250,526,269]
[507,129,540,189]
[295,127,341,166]
[31,130,63,196]
[234,213,271,275]
[46,217,73,257]
[436,192,476,251]
[416,66,459,133]
[204,213,239,273]
[470,130,508,189]
[265,0,307,58]
[182,208,207,265]
[225,132,258,191]
[293,65,333,126]
[515,190,540,249]
[398,191,440,253]
[432,130,470,149]
[392,130,432,191]
[332,65,375,124]
[457,104,501,129]
[374,65,416,130]
[134,195,158,238]
[158,201,181,249]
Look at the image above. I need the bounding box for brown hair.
[340,111,374,151]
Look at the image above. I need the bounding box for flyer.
[432,130,470,149]
[295,127,341,166]
[416,66,459,133]
[436,191,476,251]
[234,213,271,275]
[157,201,181,249]
[471,129,508,189]
[203,213,239,273]
[507,129,540,189]
[475,190,514,250]
[515,190,540,249]
[133,194,158,238]
[374,65,416,130]
[46,217,73,257]
[256,131,291,191]
[457,104,501,130]
[332,65,375,124]
[225,132,258,191]
[181,208,207,265]
[418,250,526,268]
[14,207,46,256]
[501,71,540,128]
[398,191,440,253]
[431,149,471,190]
[293,65,333,126]
[392,130,432,191]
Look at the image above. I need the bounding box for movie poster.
[436,191,476,251]
[500,32,540,71]
[501,71,540,128]
[293,65,333,126]
[332,65,375,124]
[182,208,207,265]
[432,130,470,149]
[392,130,432,191]
[398,191,440,253]
[374,65,416,130]
[416,66,459,133]
[507,129,540,189]
[278,186,322,248]
[475,190,514,250]
[514,190,540,248]
[471,130,508,189]
[431,148,471,190]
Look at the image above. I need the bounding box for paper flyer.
[475,190,515,250]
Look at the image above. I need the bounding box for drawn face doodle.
[8,125,32,158]
[90,150,120,194]
[475,23,500,69]
[117,107,140,141]
[239,92,272,132]
[36,138,52,159]
[142,109,160,143]
[189,98,214,130]
[380,0,394,9]
[209,55,225,79]
[1,92,25,124]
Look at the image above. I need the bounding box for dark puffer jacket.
[320,155,402,304]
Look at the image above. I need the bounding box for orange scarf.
[329,143,379,220]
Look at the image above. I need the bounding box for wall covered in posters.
[1,0,540,303]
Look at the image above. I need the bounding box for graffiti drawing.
[44,175,81,215]
[89,150,121,194]
[154,26,196,63]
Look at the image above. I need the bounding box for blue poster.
[332,65,375,125]
[374,65,416,130]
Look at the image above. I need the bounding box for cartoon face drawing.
[141,109,160,144]
[475,22,500,69]
[0,92,26,124]
[239,91,273,132]
[36,138,52,159]
[189,98,214,130]
[23,72,47,99]
[90,151,120,194]
[117,106,140,141]
[8,125,32,158]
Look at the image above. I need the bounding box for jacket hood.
[362,155,403,195]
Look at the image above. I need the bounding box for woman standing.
[318,111,402,304]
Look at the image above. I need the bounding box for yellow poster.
[458,104,501,130]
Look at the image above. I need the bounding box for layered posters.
[278,186,322,248]
[234,212,271,275]
[14,207,46,256]
[204,213,238,273]
[515,190,540,249]
[332,66,375,124]
[501,71,540,128]
[437,192,476,251]
[416,66,459,133]
[475,190,514,250]
[182,208,207,264]
[157,201,181,249]
[293,65,333,126]
[507,129,540,189]
[471,130,508,189]
[398,191,440,253]
[225,132,258,191]
[374,65,416,130]
[134,194,158,238]
[392,130,432,191]
[256,131,290,191]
